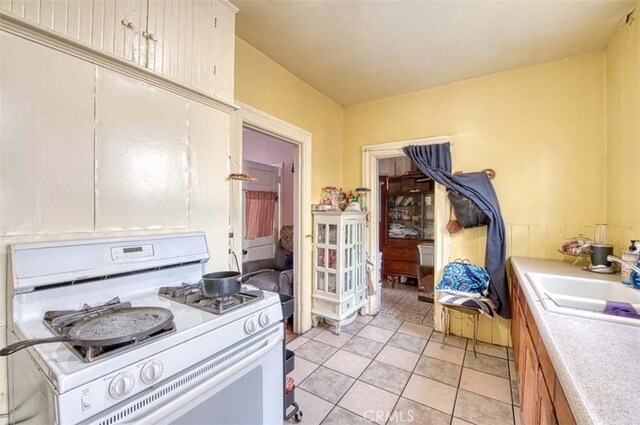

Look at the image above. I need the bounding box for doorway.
[377,155,435,323]
[362,136,451,332]
[230,102,313,336]
[242,128,297,342]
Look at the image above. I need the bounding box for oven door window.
[168,367,264,425]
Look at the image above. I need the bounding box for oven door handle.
[130,330,283,425]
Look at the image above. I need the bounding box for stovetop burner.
[158,283,264,314]
[43,297,176,363]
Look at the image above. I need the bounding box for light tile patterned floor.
[286,286,519,425]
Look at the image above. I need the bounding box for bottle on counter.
[621,240,639,285]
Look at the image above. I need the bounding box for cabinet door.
[521,324,539,425]
[212,0,236,100]
[110,0,146,65]
[146,0,192,86]
[537,371,558,425]
[190,0,217,95]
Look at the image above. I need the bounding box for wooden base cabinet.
[511,270,576,425]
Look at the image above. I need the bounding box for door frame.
[230,102,312,334]
[361,135,451,332]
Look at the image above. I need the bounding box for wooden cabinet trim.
[538,338,556,398]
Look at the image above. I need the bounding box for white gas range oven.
[4,232,283,425]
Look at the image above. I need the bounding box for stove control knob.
[245,317,258,334]
[259,312,271,327]
[140,360,164,384]
[109,372,135,399]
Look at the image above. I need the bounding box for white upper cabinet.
[1,0,237,101]
[213,0,236,101]
[190,0,216,95]
[146,0,194,86]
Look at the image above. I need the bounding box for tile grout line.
[449,336,469,425]
[507,348,517,425]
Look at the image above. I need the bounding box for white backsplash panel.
[0,32,95,236]
[95,69,190,231]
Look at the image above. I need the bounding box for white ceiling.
[234,0,636,106]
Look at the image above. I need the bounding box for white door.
[242,160,281,262]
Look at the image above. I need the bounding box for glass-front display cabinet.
[387,193,434,240]
[312,211,367,334]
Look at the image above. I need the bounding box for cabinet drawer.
[340,296,355,315]
[383,246,419,262]
[355,289,367,306]
[313,297,339,315]
[383,260,418,277]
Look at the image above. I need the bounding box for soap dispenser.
[621,240,639,285]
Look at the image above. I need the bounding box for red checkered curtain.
[245,190,277,239]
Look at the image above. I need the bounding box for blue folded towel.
[603,301,640,320]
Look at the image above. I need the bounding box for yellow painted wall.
[235,37,344,196]
[606,4,640,251]
[237,24,636,347]
[343,54,608,346]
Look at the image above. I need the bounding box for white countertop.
[511,257,640,425]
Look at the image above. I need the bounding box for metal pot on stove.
[200,269,273,298]
[201,271,243,298]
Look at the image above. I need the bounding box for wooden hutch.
[380,173,434,281]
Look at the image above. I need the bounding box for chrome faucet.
[607,255,640,275]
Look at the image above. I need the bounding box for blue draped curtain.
[403,143,511,319]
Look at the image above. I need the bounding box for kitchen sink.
[526,272,640,326]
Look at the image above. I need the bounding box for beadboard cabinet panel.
[146,0,166,72]
[213,0,235,101]
[91,0,118,54]
[113,0,146,65]
[95,69,190,231]
[190,0,216,95]
[0,32,95,235]
[66,0,93,44]
[177,0,195,87]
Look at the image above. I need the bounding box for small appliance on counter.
[583,224,616,274]
[585,244,616,274]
